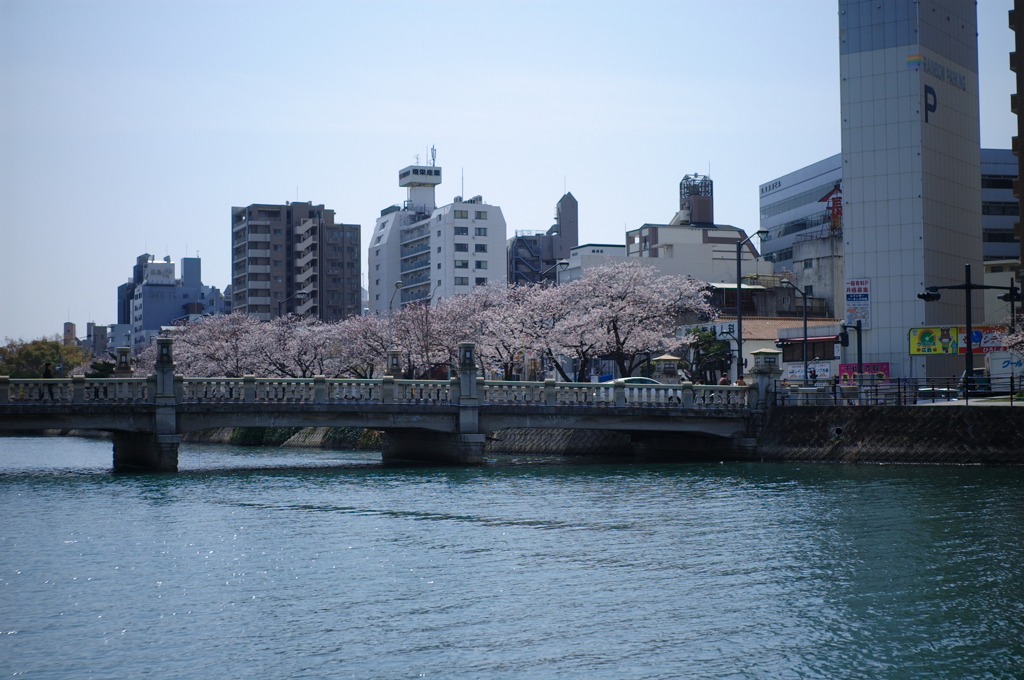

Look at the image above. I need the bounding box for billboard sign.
[956,326,1006,354]
[909,326,1007,355]
[909,327,958,355]
[844,278,871,329]
[838,362,890,384]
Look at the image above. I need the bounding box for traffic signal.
[838,331,849,347]
[997,290,1023,303]
[724,351,734,365]
[917,291,941,302]
[775,340,788,349]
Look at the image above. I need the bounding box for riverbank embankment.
[756,405,1024,464]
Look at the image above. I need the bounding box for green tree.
[0,337,89,378]
[682,327,730,383]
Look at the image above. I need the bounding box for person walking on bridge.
[39,362,54,401]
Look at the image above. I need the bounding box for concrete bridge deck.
[0,340,768,470]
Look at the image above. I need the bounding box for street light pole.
[918,264,1022,396]
[735,229,768,380]
[780,279,809,385]
[277,290,309,318]
[389,281,403,311]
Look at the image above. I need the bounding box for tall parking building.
[367,159,507,313]
[839,0,982,377]
[231,202,361,321]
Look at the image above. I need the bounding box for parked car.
[601,377,663,385]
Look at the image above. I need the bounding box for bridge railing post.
[146,375,157,403]
[174,374,184,404]
[449,377,460,405]
[613,382,626,407]
[680,381,695,408]
[243,375,256,403]
[72,375,85,404]
[544,379,556,406]
[382,376,395,404]
[313,376,326,403]
[0,376,8,405]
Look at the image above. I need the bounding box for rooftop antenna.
[431,145,436,167]
[414,154,420,165]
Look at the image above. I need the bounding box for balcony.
[400,226,430,245]
[246,233,271,242]
[247,280,271,289]
[402,273,430,287]
[248,249,270,259]
[401,242,431,259]
[401,258,430,273]
[247,265,271,274]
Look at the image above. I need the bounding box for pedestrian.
[735,377,746,386]
[40,362,55,401]
[718,375,730,386]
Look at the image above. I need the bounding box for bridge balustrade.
[1,377,151,404]
[392,380,453,404]
[325,380,381,403]
[1,376,754,410]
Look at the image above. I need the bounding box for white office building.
[367,160,507,313]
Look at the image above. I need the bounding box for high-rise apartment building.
[507,192,578,285]
[230,202,361,321]
[367,161,507,313]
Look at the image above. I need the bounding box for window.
[475,227,487,237]
[804,285,813,297]
[455,260,469,269]
[273,276,283,282]
[981,176,1015,190]
[437,230,441,236]
[475,277,487,286]
[273,228,283,235]
[455,243,469,252]
[803,259,813,269]
[375,279,379,286]
[273,260,283,267]
[437,247,441,253]
[454,226,469,235]
[455,277,469,286]
[437,263,442,269]
[454,210,469,219]
[375,236,382,244]
[375,264,379,270]
[475,211,487,220]
[273,244,282,251]
[475,261,488,270]
[475,244,487,253]
[437,279,441,288]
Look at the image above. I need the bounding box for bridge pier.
[112,432,180,472]
[381,431,485,465]
[627,432,758,461]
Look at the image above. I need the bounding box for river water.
[1,437,1021,679]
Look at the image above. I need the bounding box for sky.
[0,0,1017,342]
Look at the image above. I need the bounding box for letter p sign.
[924,85,937,123]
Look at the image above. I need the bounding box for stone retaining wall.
[756,406,1024,464]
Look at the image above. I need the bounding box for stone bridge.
[0,340,768,471]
